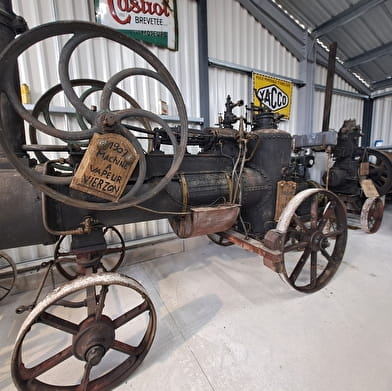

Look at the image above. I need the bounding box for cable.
[133,204,191,215]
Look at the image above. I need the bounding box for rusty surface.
[55,226,126,280]
[11,273,157,391]
[274,180,296,221]
[0,251,17,300]
[360,196,384,233]
[276,189,347,293]
[359,162,369,176]
[169,204,240,238]
[263,229,285,251]
[219,229,283,272]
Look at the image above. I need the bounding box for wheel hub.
[310,231,328,251]
[72,315,115,365]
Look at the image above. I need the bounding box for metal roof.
[274,0,392,91]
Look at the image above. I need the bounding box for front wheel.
[360,196,384,233]
[276,189,347,293]
[11,272,157,390]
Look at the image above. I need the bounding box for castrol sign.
[253,73,293,119]
[95,0,178,50]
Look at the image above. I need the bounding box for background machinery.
[323,119,392,233]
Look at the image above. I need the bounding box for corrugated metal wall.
[372,89,392,146]
[8,0,200,263]
[314,65,364,133]
[207,0,300,133]
[207,0,364,135]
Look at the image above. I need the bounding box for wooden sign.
[70,133,139,201]
[274,180,297,221]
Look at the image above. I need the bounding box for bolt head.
[98,140,109,150]
[85,345,105,366]
[125,154,135,164]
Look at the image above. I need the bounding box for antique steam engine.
[323,119,392,233]
[0,5,348,390]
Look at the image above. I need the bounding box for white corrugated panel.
[372,96,392,146]
[207,0,365,135]
[207,0,300,134]
[313,65,364,132]
[8,0,200,263]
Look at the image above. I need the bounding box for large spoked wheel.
[11,273,157,390]
[366,149,392,196]
[360,197,384,234]
[0,21,188,210]
[55,226,126,280]
[28,78,153,166]
[0,252,17,301]
[277,189,347,293]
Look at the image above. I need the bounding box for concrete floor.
[1,205,392,391]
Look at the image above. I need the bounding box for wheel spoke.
[310,195,319,229]
[112,340,140,356]
[317,202,335,231]
[21,345,73,379]
[80,362,93,391]
[113,300,149,329]
[289,247,311,283]
[95,285,108,320]
[283,241,308,253]
[0,284,10,291]
[38,311,79,334]
[310,251,317,287]
[321,248,335,264]
[86,285,97,317]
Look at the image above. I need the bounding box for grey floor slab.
[1,205,391,390]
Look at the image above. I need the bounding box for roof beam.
[317,48,371,95]
[237,0,371,95]
[312,0,386,38]
[237,0,370,95]
[344,42,392,68]
[370,77,392,90]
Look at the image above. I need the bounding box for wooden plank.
[70,133,139,201]
[360,178,379,198]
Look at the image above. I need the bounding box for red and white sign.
[96,0,178,50]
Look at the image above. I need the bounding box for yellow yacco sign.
[253,73,293,119]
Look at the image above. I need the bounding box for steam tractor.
[323,119,392,233]
[0,6,348,391]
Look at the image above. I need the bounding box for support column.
[297,33,316,135]
[197,0,210,127]
[361,98,374,147]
